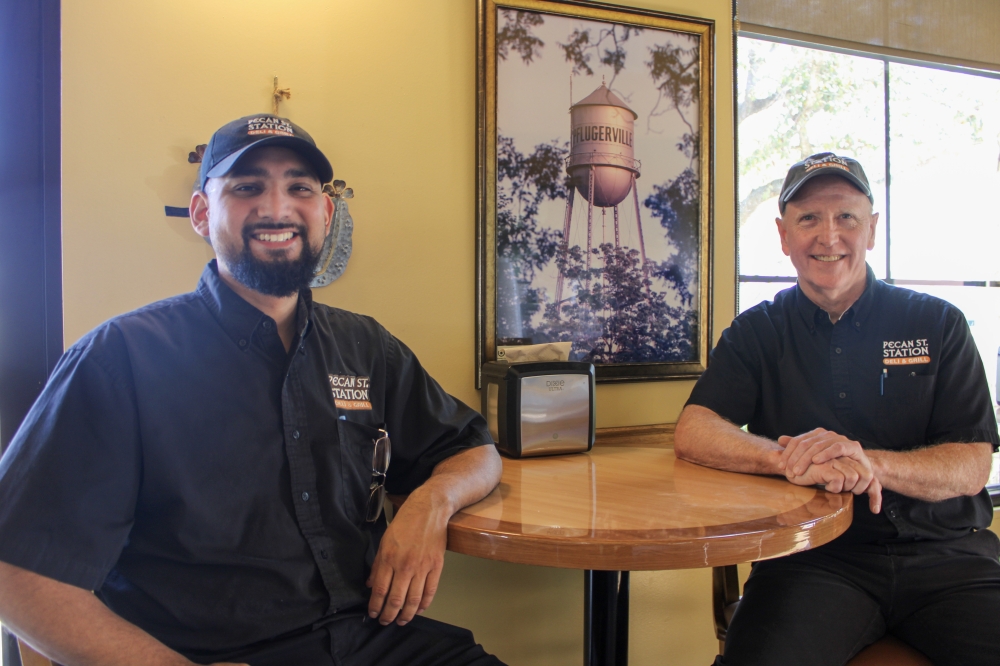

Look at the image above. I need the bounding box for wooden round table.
[446,446,852,666]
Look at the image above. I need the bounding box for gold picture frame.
[477,0,715,385]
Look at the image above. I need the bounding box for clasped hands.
[777,429,883,513]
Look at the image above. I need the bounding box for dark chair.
[712,564,933,665]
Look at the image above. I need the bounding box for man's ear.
[323,193,335,238]
[867,211,879,251]
[190,189,211,239]
[775,216,791,257]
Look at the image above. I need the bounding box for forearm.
[405,444,503,519]
[0,560,192,666]
[674,404,783,475]
[868,442,994,502]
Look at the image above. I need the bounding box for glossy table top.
[447,446,853,570]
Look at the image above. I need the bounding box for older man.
[0,115,504,666]
[675,153,1000,666]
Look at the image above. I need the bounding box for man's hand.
[366,491,448,626]
[778,429,882,513]
[780,457,847,490]
[365,444,502,627]
[779,428,869,476]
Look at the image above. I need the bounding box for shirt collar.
[196,259,313,350]
[794,264,877,333]
[294,287,314,345]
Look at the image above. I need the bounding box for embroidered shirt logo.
[883,339,930,365]
[329,374,372,410]
[804,155,850,173]
[247,117,295,137]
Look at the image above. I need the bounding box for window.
[737,36,1000,488]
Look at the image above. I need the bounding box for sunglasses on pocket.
[365,429,391,522]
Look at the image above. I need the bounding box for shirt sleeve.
[379,329,493,495]
[926,306,1000,450]
[685,313,765,427]
[0,325,141,590]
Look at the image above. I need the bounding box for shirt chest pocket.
[876,369,936,448]
[336,419,383,525]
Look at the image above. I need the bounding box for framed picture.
[477,0,715,384]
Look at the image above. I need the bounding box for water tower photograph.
[477,0,715,382]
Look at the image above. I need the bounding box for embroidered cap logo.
[804,156,851,173]
[246,117,295,137]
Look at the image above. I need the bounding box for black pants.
[715,529,1000,666]
[193,612,505,666]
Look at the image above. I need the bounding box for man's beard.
[219,223,321,297]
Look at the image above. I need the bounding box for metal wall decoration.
[477,0,715,384]
[312,180,355,287]
[188,144,207,164]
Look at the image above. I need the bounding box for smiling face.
[776,175,878,318]
[190,145,333,298]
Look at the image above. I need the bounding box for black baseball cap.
[198,114,333,191]
[778,152,873,214]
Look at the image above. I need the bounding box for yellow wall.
[62,1,735,664]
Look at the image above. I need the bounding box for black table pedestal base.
[584,570,629,666]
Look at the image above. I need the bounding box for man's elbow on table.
[964,443,994,495]
[476,443,504,491]
[673,404,713,463]
[947,442,996,498]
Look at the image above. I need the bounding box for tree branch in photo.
[497,9,545,64]
[495,135,568,337]
[645,168,700,307]
[534,243,695,364]
[646,42,699,145]
[558,25,641,88]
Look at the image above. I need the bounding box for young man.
[675,153,1000,666]
[0,115,505,666]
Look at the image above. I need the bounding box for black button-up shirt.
[0,261,491,658]
[688,267,998,544]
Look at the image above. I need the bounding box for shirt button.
[301,492,310,501]
[889,509,898,518]
[292,430,300,439]
[835,347,842,354]
[262,320,271,329]
[855,321,861,327]
[238,339,247,347]
[320,549,329,559]
[839,392,847,399]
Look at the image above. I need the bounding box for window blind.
[737,0,1000,72]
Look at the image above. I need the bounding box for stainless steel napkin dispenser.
[481,360,595,458]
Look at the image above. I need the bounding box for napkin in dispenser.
[482,348,595,458]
